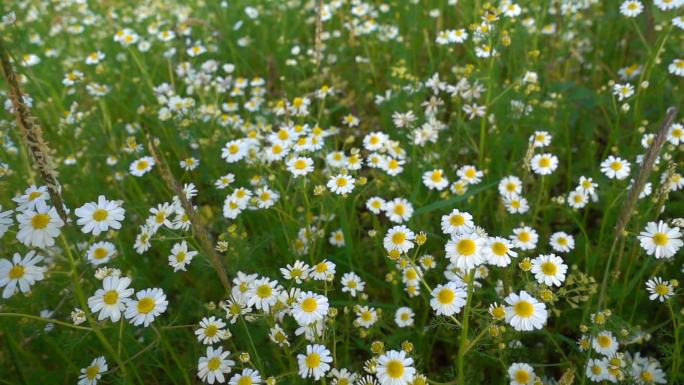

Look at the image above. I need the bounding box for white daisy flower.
[394,307,415,327]
[383,225,416,253]
[530,153,558,175]
[228,369,261,385]
[327,174,355,195]
[293,291,329,326]
[440,209,474,235]
[445,232,486,270]
[197,346,235,384]
[508,362,535,385]
[75,195,125,235]
[592,331,619,357]
[298,344,332,380]
[511,226,538,250]
[168,241,197,272]
[645,277,674,302]
[16,201,65,248]
[638,220,683,259]
[531,254,568,287]
[86,241,116,266]
[87,276,134,322]
[341,272,365,297]
[550,232,575,253]
[78,356,107,385]
[504,290,548,331]
[620,0,643,17]
[195,316,230,345]
[600,156,630,180]
[129,156,155,176]
[246,277,282,312]
[484,237,518,267]
[124,288,168,327]
[0,251,47,298]
[430,282,467,316]
[13,185,49,211]
[384,198,414,223]
[376,350,415,385]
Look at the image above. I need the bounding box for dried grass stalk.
[0,40,68,222]
[615,107,678,237]
[143,129,232,292]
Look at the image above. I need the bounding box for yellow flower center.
[136,160,149,170]
[541,261,557,275]
[237,376,253,385]
[655,284,670,296]
[513,300,534,317]
[514,370,530,384]
[93,248,108,260]
[31,213,51,229]
[652,232,669,246]
[492,242,508,256]
[386,360,405,378]
[336,177,348,187]
[392,232,406,245]
[103,290,119,305]
[437,288,455,304]
[457,239,476,256]
[538,157,551,168]
[28,191,42,201]
[597,335,612,348]
[256,284,272,298]
[85,365,100,380]
[207,357,221,371]
[301,297,318,313]
[9,265,25,279]
[205,324,218,337]
[610,161,622,171]
[137,297,156,314]
[294,159,307,170]
[306,353,321,368]
[518,232,530,242]
[450,214,464,226]
[92,209,108,221]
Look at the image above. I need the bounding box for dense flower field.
[0,0,683,384]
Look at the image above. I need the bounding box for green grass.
[0,1,683,385]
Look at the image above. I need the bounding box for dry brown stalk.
[0,40,68,222]
[615,107,678,237]
[143,129,232,292]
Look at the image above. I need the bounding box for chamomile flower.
[645,277,674,302]
[530,153,558,175]
[440,209,474,235]
[341,272,365,297]
[484,237,517,267]
[504,290,548,331]
[365,197,385,215]
[215,174,235,189]
[530,131,552,147]
[667,59,684,76]
[593,331,619,356]
[86,241,116,265]
[280,260,310,284]
[667,123,684,145]
[0,251,47,298]
[445,232,486,270]
[195,316,230,345]
[430,282,467,316]
[293,291,329,326]
[129,156,155,176]
[504,194,529,214]
[511,226,539,250]
[287,156,314,176]
[78,356,107,385]
[394,307,415,327]
[75,195,125,235]
[423,169,449,190]
[247,277,282,311]
[600,156,630,180]
[508,363,535,385]
[327,174,355,195]
[586,358,609,382]
[384,225,415,253]
[229,369,261,385]
[620,0,643,17]
[168,241,197,272]
[13,185,49,211]
[298,344,332,380]
[550,232,574,253]
[638,221,683,259]
[356,306,379,328]
[499,176,523,197]
[457,165,483,184]
[198,346,235,384]
[384,198,413,223]
[16,201,65,248]
[87,276,134,322]
[531,254,568,287]
[376,350,415,385]
[124,288,168,327]
[568,190,589,209]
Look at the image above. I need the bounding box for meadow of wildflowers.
[1,0,684,384]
